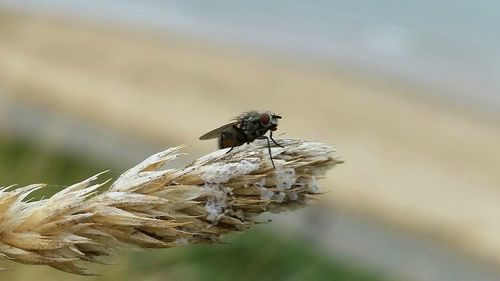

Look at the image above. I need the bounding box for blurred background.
[1,1,500,280]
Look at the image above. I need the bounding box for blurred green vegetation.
[0,135,389,281]
[0,135,108,198]
[127,228,386,281]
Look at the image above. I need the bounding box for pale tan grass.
[0,139,342,275]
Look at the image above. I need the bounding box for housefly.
[199,111,283,168]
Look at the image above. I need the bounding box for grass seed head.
[0,139,342,274]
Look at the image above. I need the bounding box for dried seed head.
[0,139,342,275]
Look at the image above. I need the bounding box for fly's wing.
[199,122,237,140]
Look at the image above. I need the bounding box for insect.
[199,111,283,168]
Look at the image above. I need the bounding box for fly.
[199,111,283,169]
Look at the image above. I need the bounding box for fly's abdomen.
[218,127,246,149]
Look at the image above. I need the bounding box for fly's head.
[259,112,281,131]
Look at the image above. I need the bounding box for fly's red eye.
[260,113,271,125]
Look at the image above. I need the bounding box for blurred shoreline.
[2,1,500,112]
[2,8,500,272]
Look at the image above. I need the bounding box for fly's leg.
[269,131,283,148]
[257,136,276,169]
[225,146,235,154]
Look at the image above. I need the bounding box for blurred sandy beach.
[1,7,500,279]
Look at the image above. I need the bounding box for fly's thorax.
[238,111,280,139]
